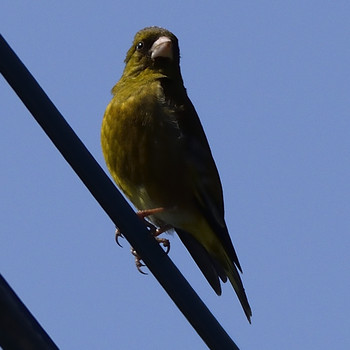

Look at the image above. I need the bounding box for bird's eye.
[136,41,144,51]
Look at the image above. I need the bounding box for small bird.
[101,26,252,322]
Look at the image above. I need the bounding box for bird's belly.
[118,157,194,230]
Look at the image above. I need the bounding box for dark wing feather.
[179,98,242,271]
[176,228,227,295]
[161,78,243,271]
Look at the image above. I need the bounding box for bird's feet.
[115,208,172,274]
[131,247,147,274]
[115,207,166,246]
[130,234,171,274]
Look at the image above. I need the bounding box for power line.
[0,274,59,350]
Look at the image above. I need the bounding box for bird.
[101,26,252,322]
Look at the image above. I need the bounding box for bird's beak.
[150,36,173,60]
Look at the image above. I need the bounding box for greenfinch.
[101,26,252,322]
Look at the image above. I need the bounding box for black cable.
[0,274,59,350]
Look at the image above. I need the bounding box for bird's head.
[122,26,181,79]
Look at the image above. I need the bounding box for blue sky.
[1,2,349,349]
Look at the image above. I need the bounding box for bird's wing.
[176,228,227,295]
[179,96,242,272]
[160,77,242,270]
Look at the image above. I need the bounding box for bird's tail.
[177,228,252,322]
[224,256,252,323]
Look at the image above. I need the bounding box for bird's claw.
[115,227,124,247]
[155,237,170,254]
[115,208,171,273]
[131,248,148,275]
[130,237,170,274]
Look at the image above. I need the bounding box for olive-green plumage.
[101,26,252,322]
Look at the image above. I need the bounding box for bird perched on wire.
[101,26,252,322]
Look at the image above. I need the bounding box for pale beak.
[150,36,173,60]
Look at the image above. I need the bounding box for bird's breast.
[101,80,191,214]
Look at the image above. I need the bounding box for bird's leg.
[114,207,165,247]
[137,208,171,254]
[137,208,171,247]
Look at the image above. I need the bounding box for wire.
[0,274,59,350]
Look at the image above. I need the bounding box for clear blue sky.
[1,2,349,349]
